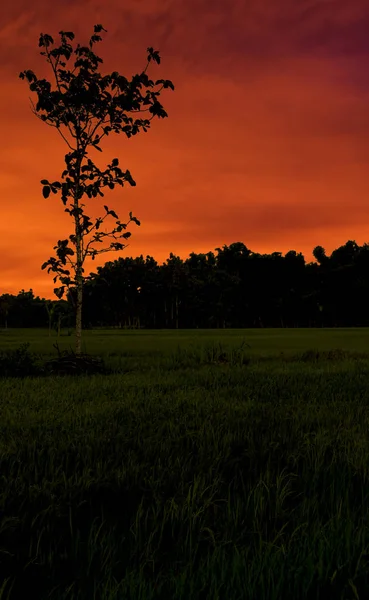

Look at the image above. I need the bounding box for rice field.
[1,327,369,599]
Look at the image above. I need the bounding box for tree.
[45,299,73,336]
[312,245,328,266]
[161,254,187,328]
[0,294,13,329]
[19,24,174,355]
[45,300,58,336]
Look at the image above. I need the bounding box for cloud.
[1,0,369,298]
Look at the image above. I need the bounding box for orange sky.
[1,0,369,300]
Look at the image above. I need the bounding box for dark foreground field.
[1,328,369,599]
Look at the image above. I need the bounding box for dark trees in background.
[45,299,74,336]
[2,238,369,330]
[0,294,13,329]
[19,24,174,354]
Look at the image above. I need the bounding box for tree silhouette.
[4,238,369,330]
[19,24,174,354]
[0,294,13,329]
[312,245,328,265]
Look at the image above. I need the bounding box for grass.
[1,327,369,598]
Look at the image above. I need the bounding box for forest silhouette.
[0,238,366,330]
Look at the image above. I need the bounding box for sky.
[1,0,369,300]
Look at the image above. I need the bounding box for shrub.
[0,342,42,378]
[43,342,113,376]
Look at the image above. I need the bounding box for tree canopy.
[1,239,368,330]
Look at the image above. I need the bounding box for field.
[1,327,369,599]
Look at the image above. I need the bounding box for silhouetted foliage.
[0,343,42,378]
[43,342,113,376]
[2,238,369,331]
[0,341,114,378]
[19,24,174,355]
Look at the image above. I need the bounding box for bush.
[43,342,114,376]
[0,342,43,378]
[0,342,114,378]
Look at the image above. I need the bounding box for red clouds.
[1,0,369,298]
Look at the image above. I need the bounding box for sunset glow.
[1,0,369,299]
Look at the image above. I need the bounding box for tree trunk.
[175,294,179,329]
[75,243,83,355]
[45,304,52,336]
[76,279,83,355]
[74,162,84,356]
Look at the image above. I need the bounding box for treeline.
[1,239,368,330]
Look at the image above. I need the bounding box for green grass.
[1,328,369,598]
